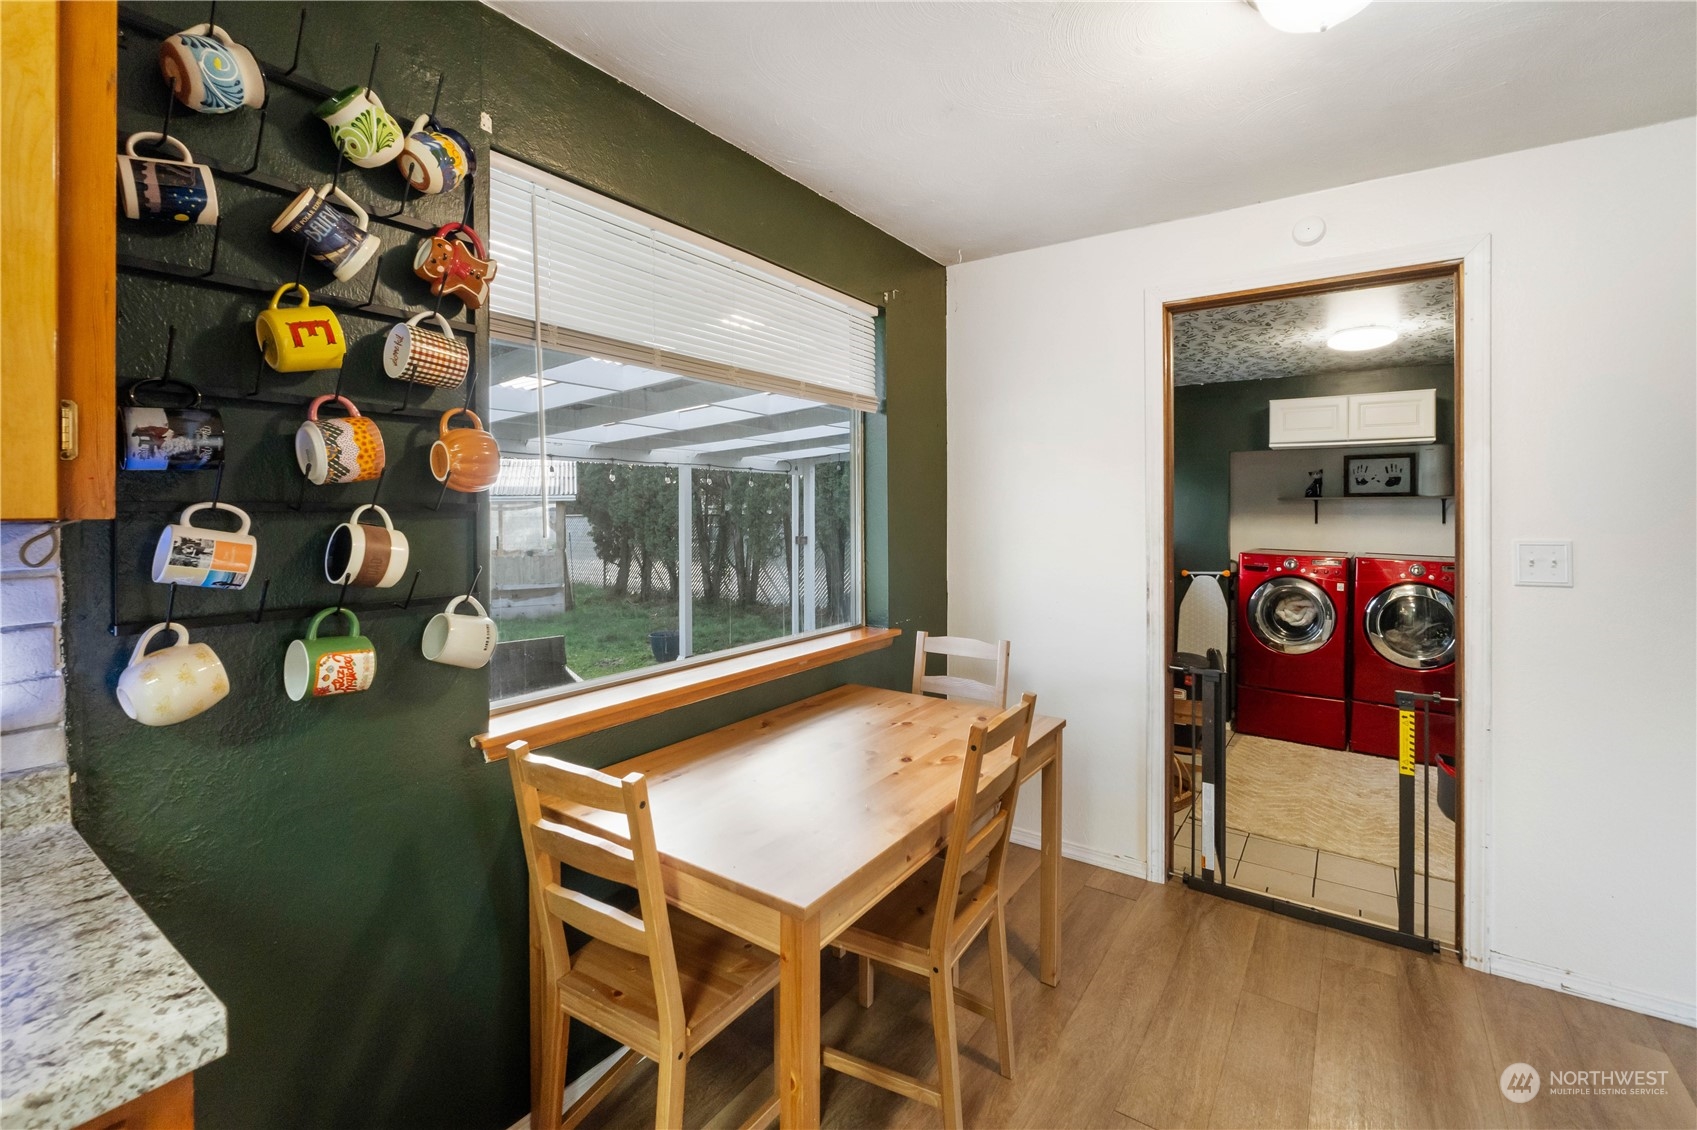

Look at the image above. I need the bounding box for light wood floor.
[564,846,1697,1129]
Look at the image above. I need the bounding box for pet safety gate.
[1171,660,1452,953]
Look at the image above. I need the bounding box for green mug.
[315,86,404,168]
[284,607,376,701]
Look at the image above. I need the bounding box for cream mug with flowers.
[116,622,230,726]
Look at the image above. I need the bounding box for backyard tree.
[727,471,790,607]
[815,461,852,623]
[578,462,678,601]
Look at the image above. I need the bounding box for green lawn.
[496,587,790,681]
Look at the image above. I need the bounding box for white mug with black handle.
[421,595,498,669]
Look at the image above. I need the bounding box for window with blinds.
[488,154,879,411]
[485,154,871,705]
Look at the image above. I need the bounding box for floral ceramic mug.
[316,86,404,168]
[116,622,230,726]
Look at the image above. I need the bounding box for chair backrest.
[505,740,685,1047]
[930,694,1036,955]
[911,630,1011,708]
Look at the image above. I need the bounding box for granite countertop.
[1,767,228,1130]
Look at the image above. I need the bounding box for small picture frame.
[1344,452,1418,496]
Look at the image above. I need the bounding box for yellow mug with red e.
[256,283,345,372]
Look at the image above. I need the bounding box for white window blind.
[488,153,880,412]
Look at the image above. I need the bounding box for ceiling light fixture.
[1249,0,1371,33]
[1327,325,1399,352]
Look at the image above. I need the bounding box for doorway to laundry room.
[1164,264,1462,952]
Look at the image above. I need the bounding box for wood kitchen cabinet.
[70,1073,193,1130]
[0,1,117,520]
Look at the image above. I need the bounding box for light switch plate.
[1514,540,1573,587]
[479,111,493,133]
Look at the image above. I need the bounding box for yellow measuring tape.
[1398,709,1416,776]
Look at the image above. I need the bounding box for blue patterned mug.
[316,87,405,169]
[271,184,381,282]
[158,23,264,114]
[397,115,475,195]
[117,133,218,225]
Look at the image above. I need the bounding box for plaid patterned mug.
[383,310,469,389]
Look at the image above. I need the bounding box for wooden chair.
[822,695,1037,1128]
[911,630,1011,708]
[506,740,781,1130]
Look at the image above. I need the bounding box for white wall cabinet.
[1269,388,1436,448]
[1267,394,1350,446]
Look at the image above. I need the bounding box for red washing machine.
[1350,556,1457,759]
[1235,550,1351,749]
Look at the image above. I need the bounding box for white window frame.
[486,157,873,712]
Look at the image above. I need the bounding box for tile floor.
[1171,813,1457,944]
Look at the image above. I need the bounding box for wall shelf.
[1279,495,1454,525]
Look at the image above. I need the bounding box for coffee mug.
[325,504,409,589]
[412,223,496,310]
[152,502,256,590]
[284,608,376,701]
[383,311,469,388]
[117,133,218,225]
[272,185,380,282]
[158,23,265,114]
[396,115,475,195]
[316,86,404,168]
[256,284,346,372]
[421,595,498,670]
[116,622,230,726]
[122,380,223,471]
[296,395,385,485]
[430,408,501,493]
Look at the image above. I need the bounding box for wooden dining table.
[530,682,1066,1129]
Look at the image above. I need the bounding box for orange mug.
[429,408,500,493]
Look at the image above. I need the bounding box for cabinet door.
[1347,389,1436,443]
[1269,395,1350,447]
[0,1,115,520]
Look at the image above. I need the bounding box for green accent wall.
[1173,365,1454,579]
[64,5,944,1127]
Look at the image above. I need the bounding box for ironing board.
[1177,573,1230,660]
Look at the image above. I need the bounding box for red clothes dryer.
[1235,550,1351,750]
[1350,556,1457,759]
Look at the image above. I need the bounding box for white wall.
[1229,445,1456,560]
[947,120,1696,1021]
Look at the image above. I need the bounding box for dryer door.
[1245,576,1336,655]
[1364,583,1456,670]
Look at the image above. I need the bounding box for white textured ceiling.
[1173,277,1454,385]
[487,1,1696,262]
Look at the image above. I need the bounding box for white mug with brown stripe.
[383,310,469,389]
[324,504,409,589]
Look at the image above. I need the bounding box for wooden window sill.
[473,627,901,760]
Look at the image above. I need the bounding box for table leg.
[777,914,822,1128]
[1040,735,1062,987]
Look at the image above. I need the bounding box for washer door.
[1245,576,1336,655]
[1364,583,1457,670]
